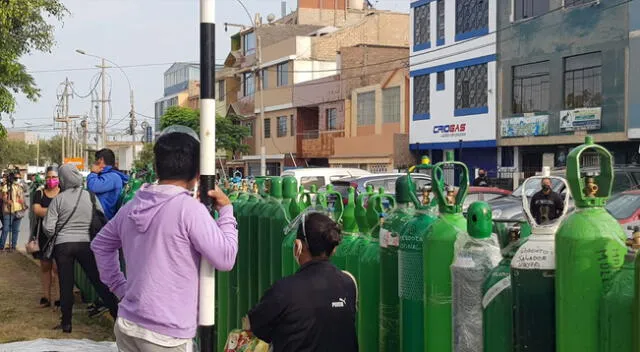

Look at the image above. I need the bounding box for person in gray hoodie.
[43,163,119,333]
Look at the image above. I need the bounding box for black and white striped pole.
[198,0,217,351]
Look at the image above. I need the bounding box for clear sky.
[9,0,407,139]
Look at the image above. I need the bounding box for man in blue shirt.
[87,149,129,220]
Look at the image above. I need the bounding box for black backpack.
[89,192,109,240]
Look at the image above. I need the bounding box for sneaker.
[88,305,108,318]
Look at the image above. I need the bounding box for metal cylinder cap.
[282,176,297,199]
[467,201,493,239]
[269,176,283,198]
[395,175,415,204]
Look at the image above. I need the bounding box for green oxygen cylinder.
[451,201,501,352]
[424,151,469,352]
[482,226,528,352]
[635,235,640,352]
[223,191,248,333]
[399,156,438,352]
[358,208,386,352]
[281,186,306,279]
[511,167,570,352]
[269,177,295,286]
[258,177,282,298]
[247,183,268,308]
[236,186,260,328]
[379,176,415,352]
[332,187,359,270]
[347,185,377,281]
[600,247,636,352]
[556,136,627,352]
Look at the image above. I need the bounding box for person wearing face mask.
[245,211,358,352]
[473,169,490,187]
[31,166,61,308]
[530,177,564,225]
[43,164,119,333]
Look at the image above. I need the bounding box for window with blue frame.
[413,74,430,119]
[414,4,430,51]
[437,0,445,45]
[455,0,488,41]
[455,63,488,115]
[437,71,445,91]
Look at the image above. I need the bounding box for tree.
[133,143,154,170]
[0,0,68,131]
[39,135,63,165]
[0,140,37,168]
[159,106,251,154]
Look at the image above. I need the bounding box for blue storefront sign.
[500,115,549,138]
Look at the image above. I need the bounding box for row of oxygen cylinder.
[483,137,640,352]
[216,136,637,352]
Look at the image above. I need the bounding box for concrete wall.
[311,12,410,60]
[260,107,297,155]
[340,45,409,99]
[629,0,640,138]
[498,0,629,144]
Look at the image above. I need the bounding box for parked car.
[605,189,640,238]
[488,165,640,221]
[330,173,433,205]
[281,167,371,189]
[463,187,511,211]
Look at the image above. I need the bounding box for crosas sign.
[433,124,467,134]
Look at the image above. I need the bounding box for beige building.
[7,131,38,145]
[294,45,412,172]
[219,0,409,176]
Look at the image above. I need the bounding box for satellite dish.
[267,13,276,23]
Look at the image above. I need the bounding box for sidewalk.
[0,251,114,343]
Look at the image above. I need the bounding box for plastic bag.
[451,233,502,352]
[224,329,270,352]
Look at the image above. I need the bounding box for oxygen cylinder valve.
[241,180,249,192]
[626,226,640,249]
[446,186,456,205]
[422,186,432,205]
[581,171,599,198]
[252,183,259,194]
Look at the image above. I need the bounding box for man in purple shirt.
[91,128,238,351]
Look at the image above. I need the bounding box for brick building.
[294,44,412,172]
[218,0,409,176]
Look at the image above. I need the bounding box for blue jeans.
[1,214,22,250]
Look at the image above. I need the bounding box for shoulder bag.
[41,189,83,260]
[26,190,45,254]
[89,192,108,240]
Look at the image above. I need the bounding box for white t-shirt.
[116,317,192,348]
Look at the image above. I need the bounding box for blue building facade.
[409,0,499,176]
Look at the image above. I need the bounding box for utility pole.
[258,34,266,176]
[100,59,109,150]
[56,78,82,163]
[81,119,88,170]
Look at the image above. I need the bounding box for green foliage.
[133,143,155,170]
[159,106,251,154]
[0,0,68,128]
[39,135,62,165]
[0,140,37,167]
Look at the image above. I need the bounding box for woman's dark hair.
[297,213,342,257]
[154,132,200,181]
[46,166,58,174]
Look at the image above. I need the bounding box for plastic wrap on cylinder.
[451,233,502,352]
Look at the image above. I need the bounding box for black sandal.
[39,297,51,308]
